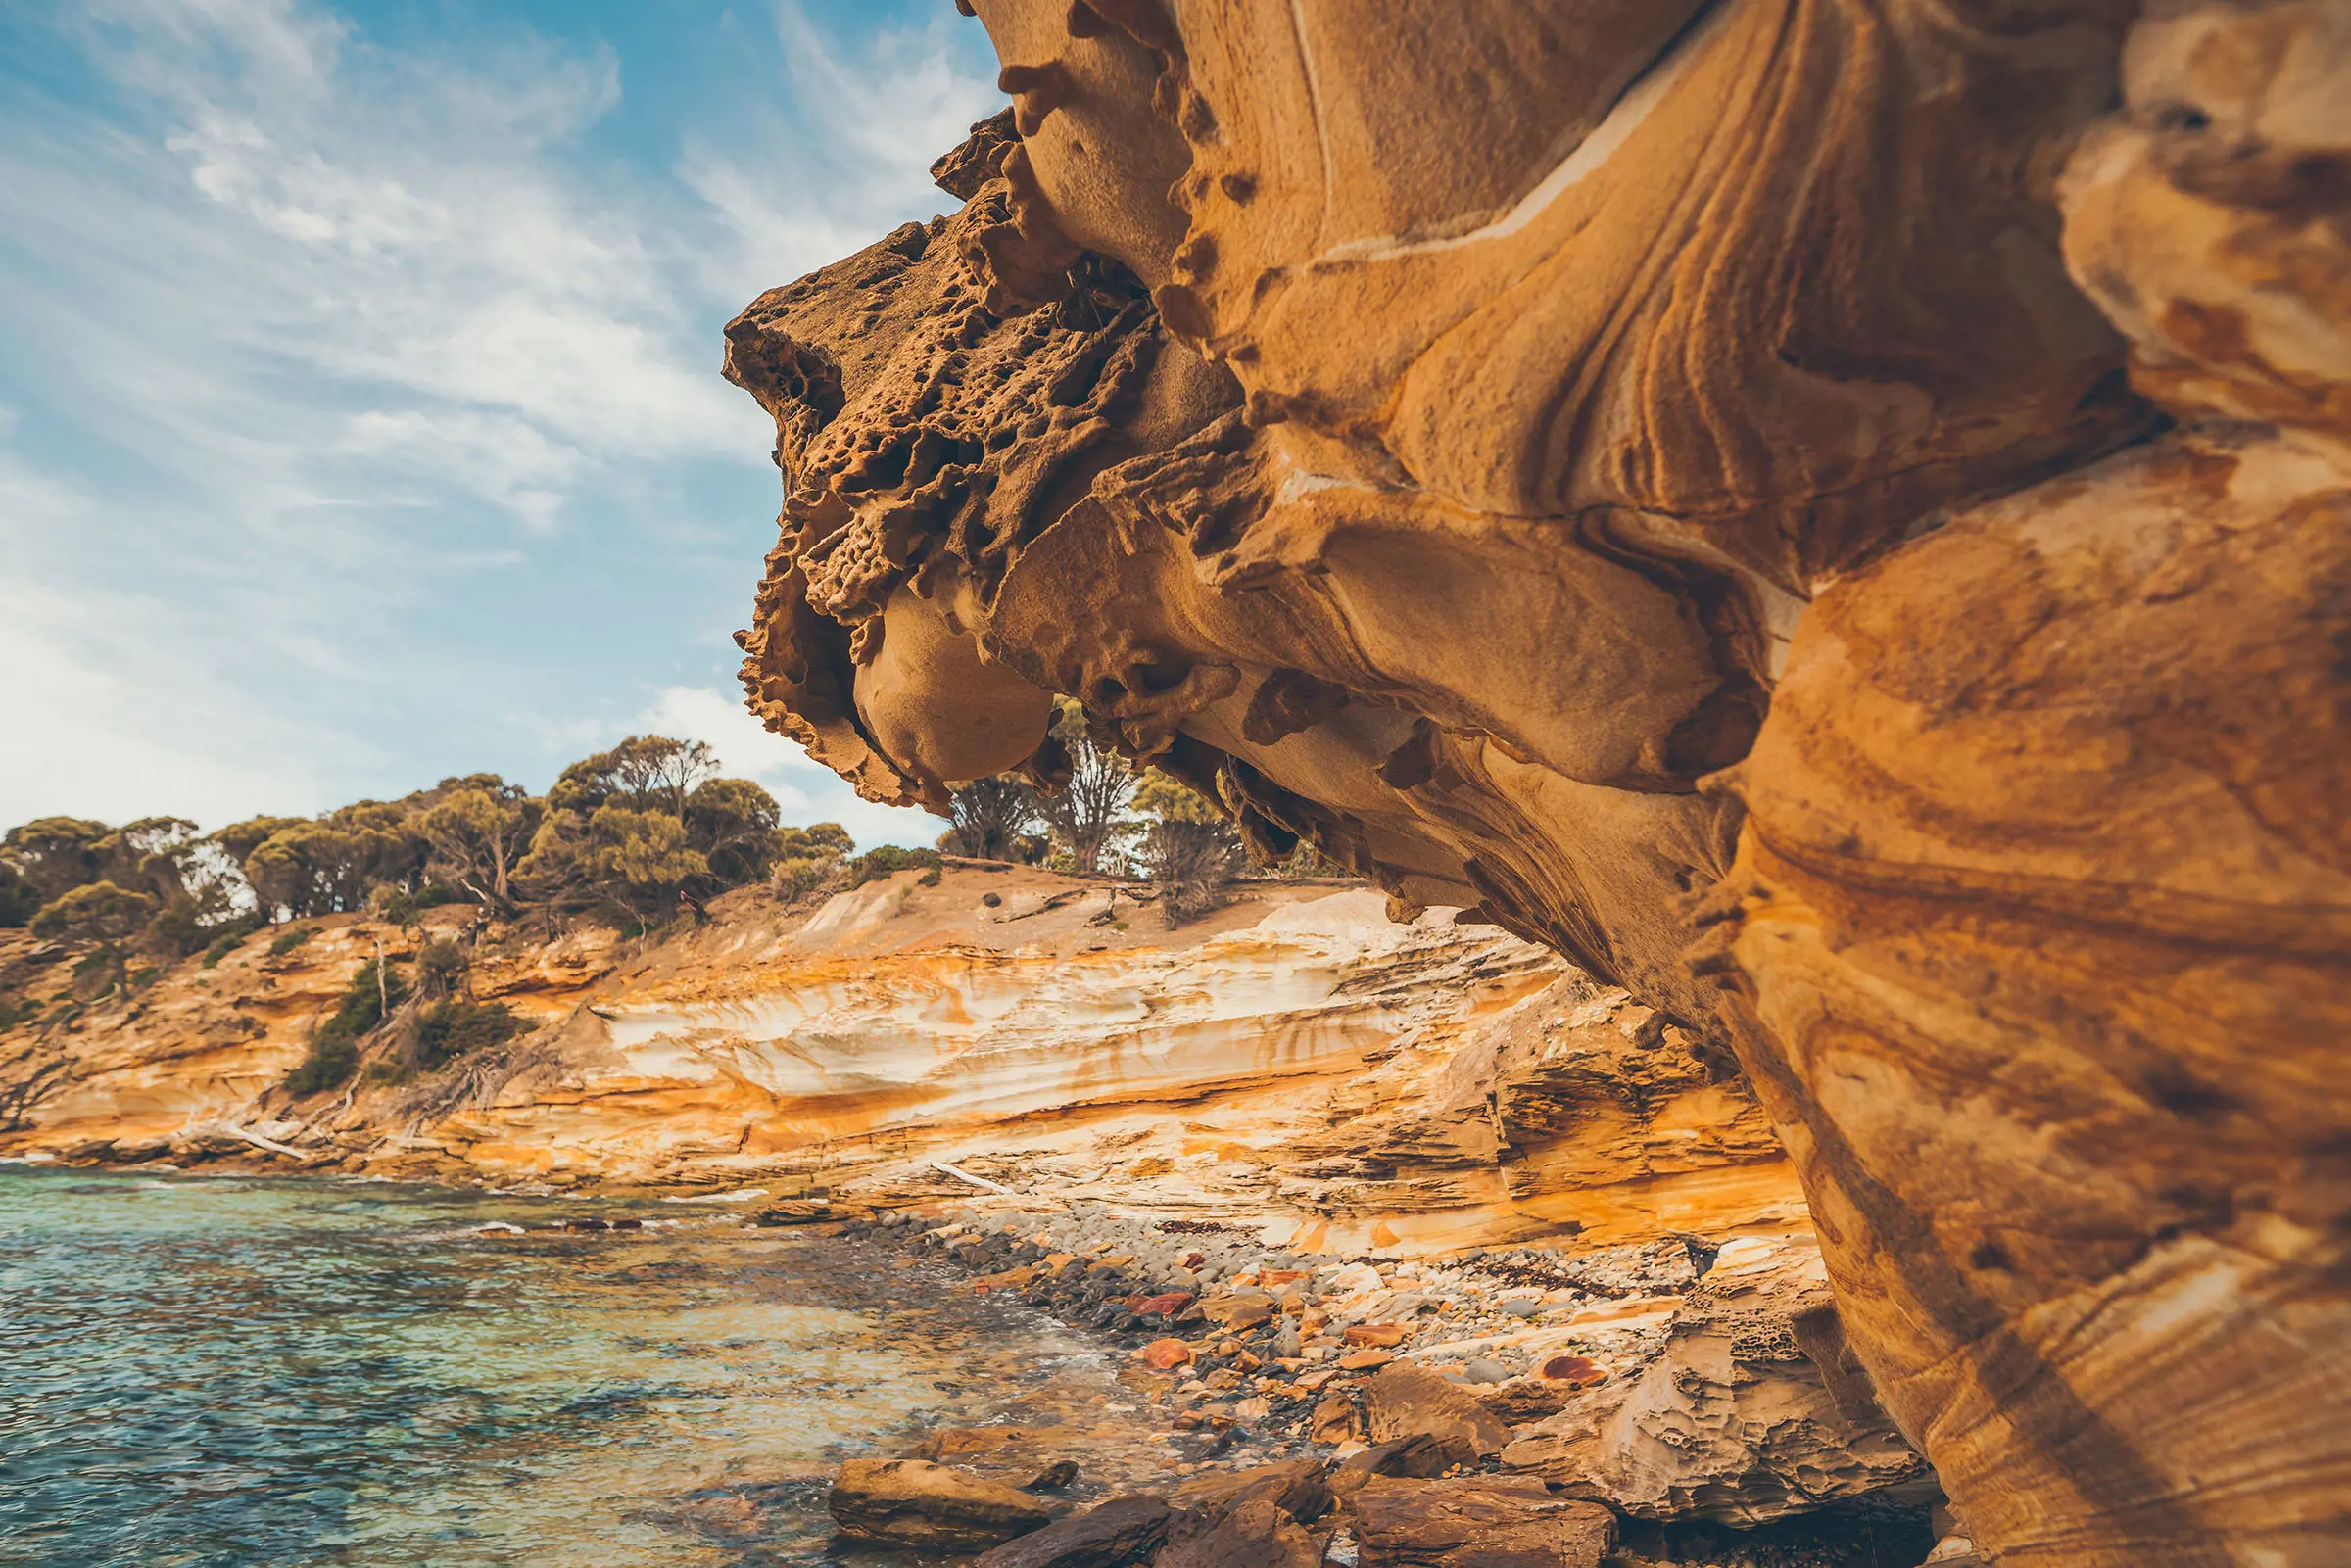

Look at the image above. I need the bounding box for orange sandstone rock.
[722,3,2351,1561]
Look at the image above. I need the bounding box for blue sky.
[0,0,1001,848]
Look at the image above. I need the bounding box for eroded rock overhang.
[725,4,2351,1564]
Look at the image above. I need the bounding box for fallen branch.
[931,1159,1018,1195]
[224,1123,309,1159]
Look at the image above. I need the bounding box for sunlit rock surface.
[722,3,2351,1561]
[0,868,1802,1256]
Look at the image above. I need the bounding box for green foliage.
[286,958,408,1095]
[1139,818,1247,928]
[1032,700,1134,874]
[1132,770,1224,825]
[415,1000,521,1069]
[517,738,784,925]
[771,823,854,904]
[417,781,537,910]
[284,1034,359,1096]
[141,892,256,960]
[200,918,265,969]
[1275,842,1346,878]
[587,804,708,890]
[30,881,161,945]
[779,823,853,861]
[268,925,317,957]
[848,845,944,888]
[5,737,879,944]
[416,938,467,997]
[946,776,1043,861]
[0,863,36,928]
[244,808,426,919]
[367,882,465,927]
[91,817,202,901]
[547,736,717,816]
[685,777,783,885]
[3,818,111,905]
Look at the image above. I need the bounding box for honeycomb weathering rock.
[728,2,2350,1562]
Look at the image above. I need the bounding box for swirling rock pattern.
[727,2,2350,1562]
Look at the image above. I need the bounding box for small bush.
[368,883,468,927]
[284,958,407,1096]
[415,1000,521,1069]
[847,845,944,889]
[416,939,467,996]
[31,881,159,944]
[285,1034,359,1096]
[0,994,34,1031]
[268,925,316,958]
[201,927,254,968]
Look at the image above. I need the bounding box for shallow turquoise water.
[0,1168,1158,1567]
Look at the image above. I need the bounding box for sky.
[0,0,1002,849]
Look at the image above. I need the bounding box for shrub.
[368,883,467,927]
[30,881,160,944]
[415,1001,521,1069]
[284,958,408,1096]
[416,939,467,997]
[847,845,944,889]
[268,925,316,958]
[1140,819,1247,928]
[201,927,253,968]
[284,1034,359,1096]
[0,863,37,928]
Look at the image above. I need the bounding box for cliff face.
[0,869,1801,1255]
[722,3,2351,1563]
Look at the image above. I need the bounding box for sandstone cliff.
[721,4,2351,1563]
[0,868,1801,1256]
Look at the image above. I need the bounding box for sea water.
[0,1167,1164,1567]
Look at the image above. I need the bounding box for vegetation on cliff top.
[0,723,1346,1081]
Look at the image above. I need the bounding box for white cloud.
[0,0,1000,842]
[680,2,997,300]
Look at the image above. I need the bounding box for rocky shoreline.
[8,1152,1967,1565]
[785,1197,1974,1568]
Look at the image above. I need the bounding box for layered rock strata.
[723,3,2351,1562]
[0,870,1801,1254]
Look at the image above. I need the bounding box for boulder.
[1156,1497,1320,1568]
[1168,1457,1332,1525]
[974,1495,1171,1568]
[1199,1292,1276,1332]
[1330,1433,1481,1500]
[1364,1363,1513,1457]
[1135,1337,1193,1370]
[907,1425,1059,1463]
[1478,1381,1574,1424]
[1499,1290,1925,1524]
[1347,1475,1616,1568]
[1309,1393,1362,1446]
[827,1457,1051,1551]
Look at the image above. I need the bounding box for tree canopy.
[0,736,851,948]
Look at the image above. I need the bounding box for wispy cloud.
[0,0,995,841]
